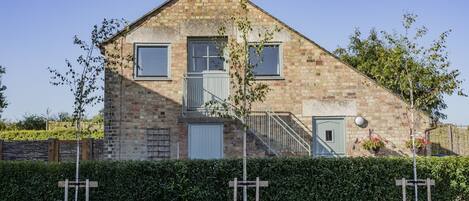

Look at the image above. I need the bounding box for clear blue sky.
[0,0,468,124]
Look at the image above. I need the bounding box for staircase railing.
[197,89,279,156]
[186,86,312,156]
[247,111,311,156]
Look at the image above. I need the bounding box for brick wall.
[102,0,431,160]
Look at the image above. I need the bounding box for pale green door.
[313,118,345,157]
[188,123,224,159]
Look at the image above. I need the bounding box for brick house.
[101,0,431,160]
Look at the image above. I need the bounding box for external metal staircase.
[246,111,312,156]
[183,85,313,156]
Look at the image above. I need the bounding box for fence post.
[427,178,432,201]
[425,131,430,156]
[401,178,406,201]
[82,138,93,160]
[255,177,260,201]
[0,140,3,160]
[64,179,69,201]
[85,179,90,201]
[448,125,454,153]
[48,138,59,162]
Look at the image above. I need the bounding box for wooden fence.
[47,121,103,131]
[0,139,103,161]
[429,124,469,156]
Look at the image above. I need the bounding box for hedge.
[0,129,104,140]
[0,157,468,201]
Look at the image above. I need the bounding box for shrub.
[16,114,47,130]
[0,119,17,131]
[0,129,103,140]
[0,157,468,201]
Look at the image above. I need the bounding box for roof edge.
[99,0,432,120]
[246,1,432,120]
[100,0,176,46]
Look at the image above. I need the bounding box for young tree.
[336,13,466,200]
[48,18,126,201]
[335,14,466,122]
[206,1,279,200]
[0,66,7,117]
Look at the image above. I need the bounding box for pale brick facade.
[102,0,431,160]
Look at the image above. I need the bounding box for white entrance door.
[188,124,224,159]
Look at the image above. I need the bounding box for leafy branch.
[206,0,280,123]
[335,13,465,122]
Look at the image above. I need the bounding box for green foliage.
[0,119,17,131]
[405,137,430,150]
[16,114,47,130]
[0,157,468,201]
[90,109,104,124]
[0,129,103,140]
[206,0,279,120]
[362,138,385,152]
[56,112,73,122]
[48,19,126,130]
[0,66,6,118]
[334,13,466,121]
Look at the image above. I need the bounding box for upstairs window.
[249,44,281,77]
[188,38,226,73]
[135,44,170,79]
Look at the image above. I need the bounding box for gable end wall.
[103,0,431,159]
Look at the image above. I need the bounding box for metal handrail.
[182,74,311,156]
[288,112,313,137]
[267,111,311,153]
[251,111,311,153]
[265,111,311,153]
[202,91,310,156]
[199,89,279,156]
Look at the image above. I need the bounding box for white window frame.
[133,43,171,80]
[249,42,283,80]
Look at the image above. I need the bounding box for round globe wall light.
[354,116,367,128]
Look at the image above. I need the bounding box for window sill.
[133,77,172,81]
[254,76,285,80]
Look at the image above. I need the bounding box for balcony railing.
[182,72,230,115]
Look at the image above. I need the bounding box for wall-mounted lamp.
[354,116,368,128]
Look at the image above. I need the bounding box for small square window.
[325,130,333,142]
[249,44,281,76]
[135,44,170,78]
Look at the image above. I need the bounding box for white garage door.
[188,123,223,159]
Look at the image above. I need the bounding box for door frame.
[188,123,224,159]
[312,116,347,157]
